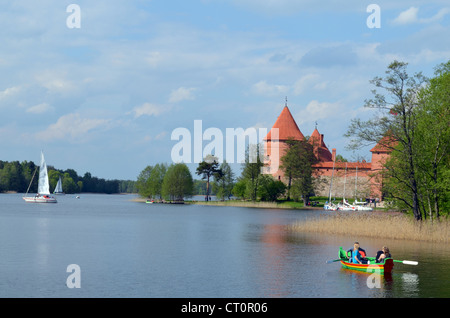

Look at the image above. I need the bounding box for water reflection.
[260,224,288,297]
[401,273,419,297]
[35,217,50,269]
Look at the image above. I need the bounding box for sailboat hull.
[23,195,57,203]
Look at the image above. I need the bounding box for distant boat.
[23,151,57,203]
[53,177,65,195]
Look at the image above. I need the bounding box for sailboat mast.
[355,166,358,200]
[24,166,38,196]
[343,162,347,200]
[328,156,336,202]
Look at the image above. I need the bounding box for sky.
[0,0,449,181]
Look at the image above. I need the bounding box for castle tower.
[264,104,305,180]
[308,127,333,162]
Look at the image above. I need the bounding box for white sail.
[38,151,50,195]
[54,177,63,194]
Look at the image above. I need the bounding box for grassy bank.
[289,212,449,243]
[185,200,312,209]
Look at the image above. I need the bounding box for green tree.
[162,163,194,201]
[280,138,317,203]
[196,155,221,201]
[241,144,264,201]
[414,61,450,219]
[257,174,286,201]
[136,165,153,198]
[213,161,234,201]
[148,163,167,200]
[62,173,78,193]
[232,178,247,200]
[346,60,428,221]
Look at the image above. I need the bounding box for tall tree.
[148,163,167,200]
[414,61,450,220]
[241,144,264,201]
[346,60,428,221]
[136,165,153,198]
[213,161,234,201]
[280,138,317,203]
[196,154,221,201]
[162,163,194,201]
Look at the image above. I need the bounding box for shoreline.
[185,200,322,210]
[131,197,393,212]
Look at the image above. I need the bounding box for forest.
[0,160,136,194]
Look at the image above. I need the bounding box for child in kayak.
[375,246,391,263]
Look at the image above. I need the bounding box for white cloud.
[251,80,289,97]
[295,100,343,126]
[292,74,321,95]
[393,7,450,25]
[393,7,419,25]
[131,102,165,118]
[168,87,196,103]
[26,102,52,114]
[0,86,21,100]
[36,113,109,141]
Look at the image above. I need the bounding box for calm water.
[0,193,448,298]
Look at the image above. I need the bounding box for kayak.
[338,247,394,275]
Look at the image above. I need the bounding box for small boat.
[53,176,65,195]
[353,200,373,211]
[338,247,393,274]
[337,199,357,211]
[23,151,57,203]
[324,202,338,210]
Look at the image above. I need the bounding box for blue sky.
[0,1,449,181]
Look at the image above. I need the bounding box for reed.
[289,212,449,243]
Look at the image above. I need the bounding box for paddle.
[326,258,345,264]
[393,259,418,265]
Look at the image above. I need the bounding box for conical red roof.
[309,128,333,162]
[265,106,304,141]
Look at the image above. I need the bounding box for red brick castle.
[263,104,390,200]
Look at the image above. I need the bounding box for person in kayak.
[347,242,367,263]
[375,246,391,263]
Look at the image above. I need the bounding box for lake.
[0,193,449,298]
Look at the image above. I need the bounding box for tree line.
[346,60,450,221]
[0,160,136,194]
[137,143,317,204]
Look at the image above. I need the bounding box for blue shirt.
[352,249,362,263]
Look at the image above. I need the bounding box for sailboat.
[352,166,373,211]
[53,177,65,195]
[324,156,338,211]
[337,163,356,211]
[23,151,57,203]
